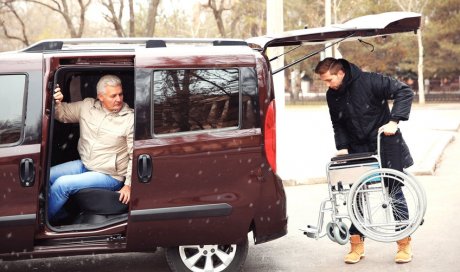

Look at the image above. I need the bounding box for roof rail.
[24,41,64,52]
[213,40,248,46]
[21,38,248,52]
[146,39,166,48]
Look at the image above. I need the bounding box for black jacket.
[326,59,414,168]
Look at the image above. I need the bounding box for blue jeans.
[48,160,123,220]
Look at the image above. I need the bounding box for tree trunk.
[128,0,135,37]
[204,0,227,38]
[213,9,226,38]
[145,0,161,37]
[102,0,125,37]
[60,0,78,38]
[417,29,425,104]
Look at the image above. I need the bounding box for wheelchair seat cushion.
[331,152,376,162]
[71,188,129,215]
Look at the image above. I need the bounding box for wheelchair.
[303,133,427,244]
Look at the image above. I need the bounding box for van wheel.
[165,238,248,272]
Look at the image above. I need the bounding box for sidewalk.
[278,103,460,185]
[402,103,460,175]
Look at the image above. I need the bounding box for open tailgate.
[247,11,421,51]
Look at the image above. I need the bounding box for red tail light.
[264,100,276,173]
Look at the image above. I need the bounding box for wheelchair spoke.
[347,168,426,242]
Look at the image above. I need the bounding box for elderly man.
[49,74,134,221]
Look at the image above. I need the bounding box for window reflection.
[0,74,26,145]
[152,69,240,135]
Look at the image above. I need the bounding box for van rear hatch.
[247,11,421,51]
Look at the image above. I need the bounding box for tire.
[347,168,426,242]
[165,237,249,272]
[333,221,350,245]
[403,170,427,217]
[325,222,337,243]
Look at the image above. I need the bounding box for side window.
[0,74,26,145]
[152,69,241,135]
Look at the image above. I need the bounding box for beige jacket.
[55,98,134,186]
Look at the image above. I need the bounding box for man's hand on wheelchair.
[379,120,398,136]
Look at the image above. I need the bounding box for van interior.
[44,66,135,232]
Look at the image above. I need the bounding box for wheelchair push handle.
[376,127,400,161]
[377,130,383,160]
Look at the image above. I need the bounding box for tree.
[228,0,266,38]
[145,0,161,36]
[23,0,92,38]
[0,0,63,50]
[0,1,30,46]
[393,0,429,103]
[201,0,231,38]
[101,0,161,37]
[423,0,460,80]
[101,0,129,37]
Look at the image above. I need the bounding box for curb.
[408,133,455,175]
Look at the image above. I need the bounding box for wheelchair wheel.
[347,168,426,242]
[404,170,427,214]
[333,221,349,245]
[326,222,337,243]
[326,221,349,245]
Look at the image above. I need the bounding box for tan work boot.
[395,237,412,263]
[344,235,365,264]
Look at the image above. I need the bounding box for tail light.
[264,100,276,173]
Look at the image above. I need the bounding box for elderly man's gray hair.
[96,75,122,95]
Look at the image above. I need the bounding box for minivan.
[0,11,420,271]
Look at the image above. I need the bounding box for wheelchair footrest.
[300,225,319,239]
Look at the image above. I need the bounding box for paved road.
[2,104,460,272]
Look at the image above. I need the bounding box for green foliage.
[423,0,460,78]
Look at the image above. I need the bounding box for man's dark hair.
[315,57,344,75]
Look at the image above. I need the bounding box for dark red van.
[0,11,420,271]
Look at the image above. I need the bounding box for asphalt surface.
[2,103,460,272]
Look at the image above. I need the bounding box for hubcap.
[179,244,237,272]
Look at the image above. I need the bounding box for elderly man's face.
[98,85,124,112]
[319,70,345,90]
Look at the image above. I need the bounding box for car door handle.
[137,154,152,183]
[19,158,35,187]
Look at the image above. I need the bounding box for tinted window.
[152,69,241,135]
[0,74,26,145]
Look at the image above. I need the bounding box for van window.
[0,74,26,145]
[152,69,241,135]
